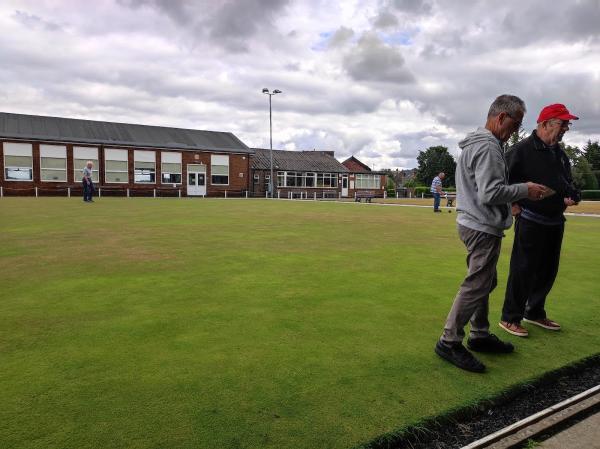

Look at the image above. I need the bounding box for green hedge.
[582,190,600,200]
[414,186,456,197]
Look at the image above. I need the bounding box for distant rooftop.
[252,148,349,172]
[0,112,252,154]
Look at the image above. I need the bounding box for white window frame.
[355,174,380,189]
[210,154,229,186]
[3,142,33,182]
[73,147,99,183]
[161,151,182,185]
[134,150,156,184]
[39,145,67,182]
[105,148,129,184]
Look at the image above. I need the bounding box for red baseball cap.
[537,104,579,123]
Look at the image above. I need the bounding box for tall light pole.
[262,88,282,197]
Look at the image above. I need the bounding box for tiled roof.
[252,148,349,172]
[0,112,252,154]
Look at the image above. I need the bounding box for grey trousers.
[441,225,502,344]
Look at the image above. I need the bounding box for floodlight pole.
[263,88,282,198]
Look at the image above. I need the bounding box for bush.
[581,190,600,200]
[414,186,431,197]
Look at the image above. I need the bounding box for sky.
[1,0,599,169]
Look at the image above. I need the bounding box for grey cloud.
[118,0,290,52]
[390,0,432,15]
[12,10,63,32]
[343,32,415,84]
[373,11,399,29]
[328,27,354,47]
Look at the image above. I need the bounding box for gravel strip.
[361,354,600,449]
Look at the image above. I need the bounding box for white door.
[187,165,207,196]
[342,175,349,197]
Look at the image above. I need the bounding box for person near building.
[82,160,94,203]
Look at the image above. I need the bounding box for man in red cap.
[499,104,580,337]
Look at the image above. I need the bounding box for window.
[161,151,182,184]
[355,174,380,189]
[211,155,229,185]
[105,149,128,183]
[317,173,337,188]
[40,145,67,182]
[277,171,285,187]
[4,142,33,181]
[304,172,316,187]
[285,171,303,187]
[134,150,156,183]
[73,147,99,182]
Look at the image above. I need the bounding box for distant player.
[431,172,445,212]
[82,160,94,203]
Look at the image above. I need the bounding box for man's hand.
[564,197,577,207]
[512,203,521,216]
[526,182,548,201]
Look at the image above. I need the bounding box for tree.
[560,143,582,166]
[415,146,457,187]
[574,157,599,190]
[506,125,527,149]
[583,140,600,171]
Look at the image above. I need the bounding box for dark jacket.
[506,131,580,219]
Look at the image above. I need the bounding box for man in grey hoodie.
[435,94,548,373]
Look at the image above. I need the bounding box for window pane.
[105,160,128,171]
[5,155,32,167]
[41,169,67,181]
[135,169,155,183]
[211,164,228,176]
[161,163,181,173]
[5,168,32,180]
[106,171,128,182]
[41,157,66,169]
[162,173,182,184]
[211,175,229,185]
[305,173,315,187]
[135,161,154,170]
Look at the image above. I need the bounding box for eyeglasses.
[550,119,571,129]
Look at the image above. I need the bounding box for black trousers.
[501,217,564,323]
[82,179,94,201]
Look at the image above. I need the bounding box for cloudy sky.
[1,0,599,169]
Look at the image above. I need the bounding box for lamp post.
[262,88,282,197]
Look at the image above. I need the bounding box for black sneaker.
[435,340,486,373]
[467,333,514,354]
[434,209,442,213]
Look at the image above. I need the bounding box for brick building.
[341,156,387,196]
[251,148,350,198]
[0,112,252,197]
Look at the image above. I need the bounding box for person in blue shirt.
[82,161,94,202]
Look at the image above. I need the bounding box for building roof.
[0,112,252,154]
[342,156,372,173]
[252,148,349,173]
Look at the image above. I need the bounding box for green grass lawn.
[1,198,599,449]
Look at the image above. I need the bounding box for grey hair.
[487,94,526,118]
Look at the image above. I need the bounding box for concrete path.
[538,411,600,448]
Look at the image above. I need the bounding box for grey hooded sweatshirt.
[456,127,529,236]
